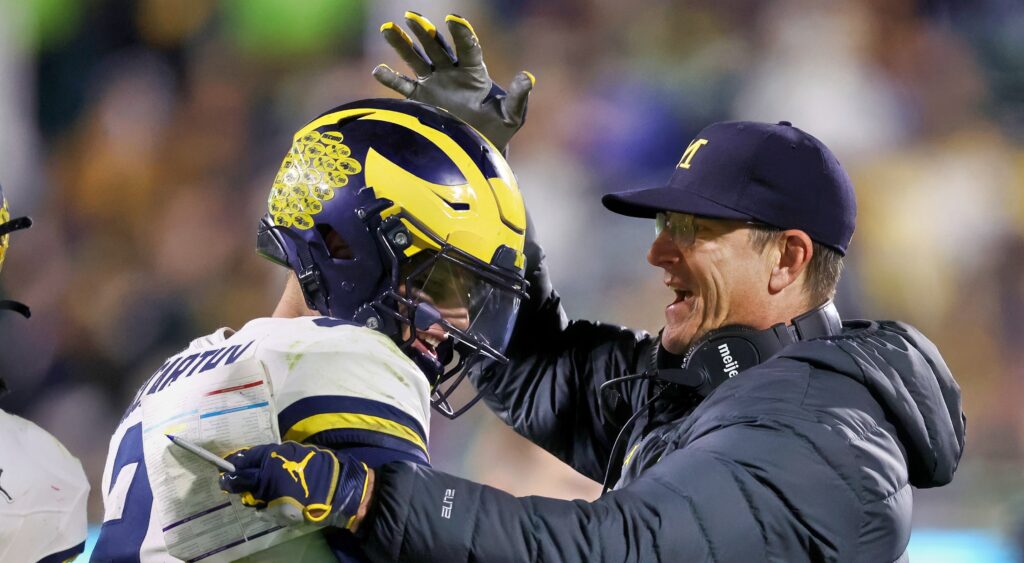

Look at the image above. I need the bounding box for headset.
[598,300,842,493]
[652,300,842,396]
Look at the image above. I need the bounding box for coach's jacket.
[359,234,966,562]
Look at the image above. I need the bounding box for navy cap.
[602,121,857,254]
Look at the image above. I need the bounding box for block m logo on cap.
[676,138,709,170]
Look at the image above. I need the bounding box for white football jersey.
[0,409,89,563]
[94,316,432,562]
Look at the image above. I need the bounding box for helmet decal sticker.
[268,130,363,230]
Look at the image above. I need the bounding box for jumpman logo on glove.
[271,450,314,498]
[219,441,369,530]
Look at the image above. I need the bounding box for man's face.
[400,285,468,361]
[647,212,774,354]
[399,258,477,361]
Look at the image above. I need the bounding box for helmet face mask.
[257,99,529,417]
[384,211,527,358]
[385,223,528,420]
[0,184,33,318]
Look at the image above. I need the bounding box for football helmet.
[0,183,32,318]
[257,98,527,418]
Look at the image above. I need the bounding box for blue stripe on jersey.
[200,401,269,419]
[306,428,430,465]
[92,423,152,562]
[278,396,428,449]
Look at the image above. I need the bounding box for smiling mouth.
[671,289,694,306]
[412,332,445,359]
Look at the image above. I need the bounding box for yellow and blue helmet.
[257,99,528,416]
[0,184,33,318]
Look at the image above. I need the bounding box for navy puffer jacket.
[359,234,965,563]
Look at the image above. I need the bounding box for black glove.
[373,12,534,153]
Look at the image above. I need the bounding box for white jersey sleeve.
[251,317,432,464]
[0,410,88,563]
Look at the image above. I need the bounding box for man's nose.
[647,229,681,268]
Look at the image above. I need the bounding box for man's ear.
[768,230,813,294]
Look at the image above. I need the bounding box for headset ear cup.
[689,333,761,391]
[654,305,843,399]
[657,326,768,398]
[680,329,724,369]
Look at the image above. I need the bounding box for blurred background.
[0,0,1021,560]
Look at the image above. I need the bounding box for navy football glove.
[373,11,534,153]
[218,442,369,530]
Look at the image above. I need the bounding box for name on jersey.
[124,340,254,417]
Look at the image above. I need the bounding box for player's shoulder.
[0,410,85,470]
[0,410,89,561]
[238,316,404,358]
[236,315,360,338]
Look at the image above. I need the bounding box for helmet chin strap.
[264,222,331,315]
[406,340,448,387]
[293,246,329,314]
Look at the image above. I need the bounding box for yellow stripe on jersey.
[282,412,428,456]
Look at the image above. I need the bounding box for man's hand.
[373,11,534,153]
[218,441,373,531]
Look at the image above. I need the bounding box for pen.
[166,434,236,473]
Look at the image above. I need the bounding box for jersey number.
[92,423,153,560]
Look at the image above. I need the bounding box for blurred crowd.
[0,0,1022,554]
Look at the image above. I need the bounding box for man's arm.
[220,427,772,561]
[220,383,871,560]
[469,219,657,481]
[355,422,826,563]
[373,14,658,480]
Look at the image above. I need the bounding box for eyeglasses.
[655,212,700,246]
[655,211,771,247]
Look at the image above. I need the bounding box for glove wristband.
[332,454,370,530]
